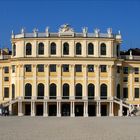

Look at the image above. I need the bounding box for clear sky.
[0,0,140,50]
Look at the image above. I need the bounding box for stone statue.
[59,24,74,33]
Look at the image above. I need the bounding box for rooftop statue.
[59,24,74,33]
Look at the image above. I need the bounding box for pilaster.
[45,64,49,98]
[70,64,75,99]
[95,65,100,99]
[57,64,62,99]
[83,64,87,99]
[32,64,37,99]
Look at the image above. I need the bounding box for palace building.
[0,24,140,117]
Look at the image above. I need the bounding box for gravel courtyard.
[0,116,140,140]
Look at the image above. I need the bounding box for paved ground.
[0,116,140,140]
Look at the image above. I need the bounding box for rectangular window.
[134,67,139,74]
[75,65,82,72]
[4,87,9,98]
[100,65,107,72]
[123,77,128,82]
[50,64,56,72]
[37,64,44,72]
[135,88,139,98]
[88,65,94,72]
[123,88,128,98]
[4,77,9,82]
[4,67,9,73]
[63,65,69,72]
[135,77,139,82]
[123,67,128,74]
[25,65,32,72]
[12,65,15,73]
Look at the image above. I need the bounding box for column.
[32,65,37,99]
[45,64,49,99]
[129,68,133,100]
[43,101,48,117]
[18,101,23,116]
[57,65,62,99]
[119,100,123,116]
[70,101,75,117]
[70,64,75,99]
[19,65,24,98]
[96,101,101,117]
[31,101,35,116]
[108,65,112,99]
[109,102,114,116]
[0,67,3,101]
[83,65,87,100]
[57,101,61,117]
[84,102,88,117]
[95,65,100,100]
[9,104,12,115]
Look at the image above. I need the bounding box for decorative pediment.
[59,24,74,33]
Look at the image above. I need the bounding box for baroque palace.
[0,24,140,117]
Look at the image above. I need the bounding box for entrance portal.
[61,104,70,116]
[49,104,57,116]
[36,104,43,116]
[25,104,31,115]
[75,104,83,116]
[88,105,96,116]
[101,105,107,116]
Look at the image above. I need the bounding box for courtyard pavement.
[0,116,140,140]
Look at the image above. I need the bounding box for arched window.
[88,84,95,99]
[12,84,15,99]
[100,43,106,55]
[25,83,32,99]
[26,43,32,55]
[75,83,82,99]
[37,83,44,99]
[13,44,16,56]
[88,43,94,55]
[38,42,44,55]
[49,83,57,99]
[50,42,56,55]
[63,42,69,55]
[100,84,107,99]
[76,43,82,55]
[117,84,120,99]
[116,44,120,57]
[63,83,69,99]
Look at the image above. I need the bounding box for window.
[100,84,107,99]
[4,67,9,73]
[100,65,107,72]
[12,84,15,99]
[49,83,57,99]
[135,88,139,98]
[13,44,16,56]
[123,67,128,74]
[116,44,120,57]
[37,83,44,99]
[63,65,69,72]
[50,42,56,55]
[76,43,82,55]
[4,77,9,82]
[88,65,94,72]
[134,67,139,74]
[63,83,69,99]
[123,88,128,98]
[88,84,95,99]
[38,42,44,55]
[12,65,15,73]
[135,77,139,82]
[123,77,128,82]
[4,87,9,98]
[37,64,44,72]
[75,65,82,72]
[50,64,56,72]
[88,43,94,55]
[75,83,82,99]
[26,43,32,55]
[25,65,32,72]
[25,83,32,99]
[117,66,121,73]
[63,42,69,55]
[100,43,106,55]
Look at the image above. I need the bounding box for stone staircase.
[2,98,19,107]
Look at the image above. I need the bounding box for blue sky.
[0,0,140,50]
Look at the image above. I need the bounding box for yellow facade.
[0,24,139,117]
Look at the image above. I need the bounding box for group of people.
[0,105,9,116]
